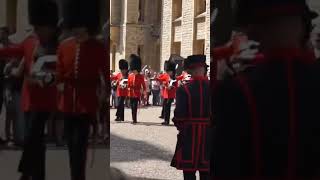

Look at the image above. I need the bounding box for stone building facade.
[111,0,210,72]
[161,0,210,69]
[110,0,162,72]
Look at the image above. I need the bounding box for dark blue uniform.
[171,76,211,177]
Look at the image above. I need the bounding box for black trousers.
[152,90,160,106]
[116,96,126,120]
[161,98,167,117]
[64,114,91,180]
[183,171,210,180]
[164,98,174,123]
[18,111,50,180]
[130,98,139,122]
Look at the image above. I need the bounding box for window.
[171,42,181,55]
[193,40,205,55]
[172,0,182,20]
[138,0,145,23]
[195,0,206,16]
[156,0,162,23]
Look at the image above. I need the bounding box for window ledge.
[173,16,182,22]
[195,12,206,19]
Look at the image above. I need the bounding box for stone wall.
[160,0,210,70]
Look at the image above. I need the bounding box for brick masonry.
[110,0,162,72]
[160,0,210,70]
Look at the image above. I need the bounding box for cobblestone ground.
[0,108,109,180]
[110,106,184,180]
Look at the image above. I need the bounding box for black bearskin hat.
[165,60,176,72]
[63,0,101,34]
[28,0,59,27]
[235,0,318,26]
[184,55,208,70]
[119,59,128,70]
[129,54,142,72]
[163,60,169,71]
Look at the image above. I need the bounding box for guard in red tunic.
[0,1,58,179]
[171,55,211,180]
[127,54,146,124]
[157,60,178,125]
[56,0,107,179]
[113,59,128,121]
[158,70,167,119]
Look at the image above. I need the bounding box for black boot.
[115,117,121,121]
[161,121,169,126]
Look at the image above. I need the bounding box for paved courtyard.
[110,106,184,180]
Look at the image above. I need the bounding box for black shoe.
[115,117,121,121]
[161,122,169,126]
[132,121,137,124]
[0,138,6,145]
[159,116,164,119]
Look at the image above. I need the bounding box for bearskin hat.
[28,0,59,27]
[163,60,169,71]
[129,54,142,72]
[63,0,101,34]
[119,59,128,70]
[184,55,208,70]
[165,60,177,72]
[235,0,318,26]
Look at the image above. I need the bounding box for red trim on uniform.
[180,126,196,163]
[191,125,196,164]
[286,61,298,179]
[202,125,209,165]
[184,86,193,118]
[199,81,203,117]
[237,76,262,178]
[195,125,202,167]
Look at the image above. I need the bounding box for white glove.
[230,40,260,65]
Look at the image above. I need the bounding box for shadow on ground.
[110,167,165,180]
[112,121,175,127]
[110,133,173,163]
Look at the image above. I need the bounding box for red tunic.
[157,73,177,99]
[56,37,108,114]
[0,34,57,112]
[176,71,189,81]
[114,72,128,97]
[127,73,146,98]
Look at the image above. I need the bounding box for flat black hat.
[28,0,59,27]
[119,59,128,70]
[129,54,142,71]
[236,0,318,26]
[63,0,101,34]
[184,55,207,70]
